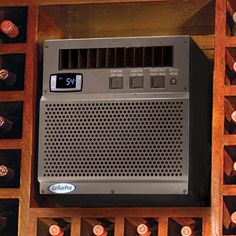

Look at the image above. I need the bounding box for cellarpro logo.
[48,183,76,194]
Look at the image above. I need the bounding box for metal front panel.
[42,36,189,95]
[38,93,189,194]
[38,36,190,195]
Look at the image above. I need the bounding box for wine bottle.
[226,64,236,85]
[0,151,20,188]
[226,48,236,84]
[225,98,236,134]
[0,116,13,133]
[81,218,113,236]
[0,165,14,182]
[137,223,151,236]
[0,20,19,39]
[223,201,236,231]
[0,216,6,231]
[0,19,26,43]
[181,226,193,236]
[226,1,236,36]
[0,115,21,139]
[0,69,16,86]
[49,224,64,236]
[93,224,108,236]
[171,218,196,236]
[0,211,18,235]
[224,149,236,177]
[125,218,155,236]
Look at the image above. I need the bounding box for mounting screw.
[111,189,115,194]
[41,190,45,194]
[184,86,188,91]
[45,45,48,49]
[43,89,47,94]
[183,189,187,194]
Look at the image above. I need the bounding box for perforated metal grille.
[41,99,187,180]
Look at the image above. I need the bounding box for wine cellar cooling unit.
[37,36,212,206]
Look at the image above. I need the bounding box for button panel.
[107,68,182,91]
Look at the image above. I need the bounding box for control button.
[76,74,82,91]
[129,76,144,88]
[170,78,177,85]
[109,77,123,89]
[150,75,165,88]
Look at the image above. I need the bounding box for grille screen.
[58,46,173,70]
[41,100,186,180]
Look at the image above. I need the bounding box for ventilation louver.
[59,46,173,70]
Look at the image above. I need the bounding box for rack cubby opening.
[125,217,158,236]
[0,149,21,188]
[168,217,202,236]
[81,217,114,236]
[0,199,18,236]
[37,217,71,236]
[225,48,236,85]
[0,7,27,44]
[226,0,236,36]
[0,53,25,91]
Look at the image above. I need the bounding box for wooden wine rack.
[0,0,226,235]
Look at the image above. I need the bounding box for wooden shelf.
[37,0,212,6]
[225,36,236,47]
[38,2,215,46]
[0,1,27,7]
[223,185,236,196]
[0,91,24,101]
[0,44,26,54]
[224,135,236,146]
[29,207,211,218]
[0,189,20,198]
[224,86,236,95]
[0,139,22,149]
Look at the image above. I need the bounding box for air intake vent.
[58,46,173,70]
[41,99,186,180]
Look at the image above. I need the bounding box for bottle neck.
[0,216,6,231]
[0,116,13,132]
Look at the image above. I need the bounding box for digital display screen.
[56,75,76,89]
